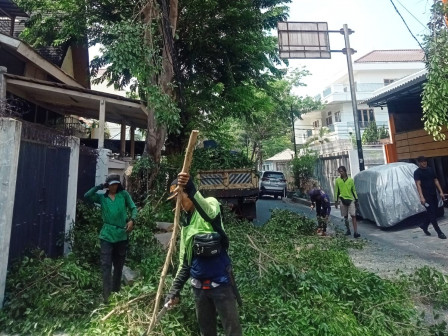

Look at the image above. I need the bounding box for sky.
[286,0,433,96]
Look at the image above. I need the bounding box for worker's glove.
[165,293,180,306]
[183,177,197,199]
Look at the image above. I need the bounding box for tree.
[422,1,448,141]
[291,148,318,195]
[361,121,390,144]
[16,0,292,163]
[305,127,331,153]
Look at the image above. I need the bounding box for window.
[313,120,320,128]
[384,79,396,85]
[325,112,332,126]
[334,111,341,122]
[357,109,375,127]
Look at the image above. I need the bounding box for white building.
[295,50,425,151]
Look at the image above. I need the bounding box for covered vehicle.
[354,162,444,228]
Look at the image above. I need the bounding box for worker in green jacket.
[166,172,242,336]
[84,174,137,303]
[334,166,360,238]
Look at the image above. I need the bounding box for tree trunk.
[142,0,179,164]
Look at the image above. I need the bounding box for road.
[255,196,448,276]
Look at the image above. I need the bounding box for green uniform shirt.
[84,185,137,242]
[178,192,221,267]
[334,177,358,201]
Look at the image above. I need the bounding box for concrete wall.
[64,137,80,254]
[95,148,111,185]
[0,118,21,307]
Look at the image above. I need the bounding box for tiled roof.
[355,49,425,63]
[266,148,295,161]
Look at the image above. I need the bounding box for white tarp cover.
[354,162,441,227]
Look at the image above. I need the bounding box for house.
[262,148,295,172]
[0,0,148,307]
[295,50,425,149]
[364,68,448,193]
[294,50,425,197]
[261,148,295,190]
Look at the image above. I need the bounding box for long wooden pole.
[146,130,199,334]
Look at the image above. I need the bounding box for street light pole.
[341,24,365,171]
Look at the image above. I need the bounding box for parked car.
[258,171,287,199]
[354,162,444,228]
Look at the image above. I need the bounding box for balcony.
[321,83,386,102]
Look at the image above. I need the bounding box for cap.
[167,179,178,201]
[417,156,427,162]
[106,174,121,185]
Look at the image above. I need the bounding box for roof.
[265,148,295,161]
[362,68,427,107]
[0,32,81,87]
[5,74,148,129]
[0,0,28,17]
[355,50,425,63]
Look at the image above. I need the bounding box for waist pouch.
[340,197,352,206]
[193,233,222,257]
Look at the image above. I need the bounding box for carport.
[3,73,148,158]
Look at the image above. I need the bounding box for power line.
[395,0,428,30]
[389,0,425,50]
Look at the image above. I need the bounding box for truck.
[196,168,259,221]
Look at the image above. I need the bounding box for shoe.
[420,226,431,236]
[353,232,361,239]
[438,233,447,239]
[321,231,327,237]
[345,229,351,236]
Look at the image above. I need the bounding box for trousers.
[100,239,128,302]
[193,284,242,336]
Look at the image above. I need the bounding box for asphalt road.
[255,196,448,275]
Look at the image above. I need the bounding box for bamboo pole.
[145,130,199,335]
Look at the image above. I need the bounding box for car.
[354,162,444,228]
[258,171,287,199]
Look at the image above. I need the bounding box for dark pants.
[316,201,330,232]
[193,284,242,336]
[422,194,443,234]
[100,239,128,302]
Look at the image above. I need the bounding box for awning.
[5,74,148,129]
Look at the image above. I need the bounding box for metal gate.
[77,146,97,199]
[9,123,70,264]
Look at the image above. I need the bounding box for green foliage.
[191,147,255,173]
[422,2,448,141]
[291,149,318,191]
[362,121,379,144]
[362,122,390,144]
[66,200,102,265]
[263,209,318,236]
[410,266,448,310]
[2,190,447,335]
[0,251,100,335]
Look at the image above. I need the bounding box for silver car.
[259,171,287,199]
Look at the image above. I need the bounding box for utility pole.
[342,24,365,171]
[291,106,297,158]
[277,21,366,172]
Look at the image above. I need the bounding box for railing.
[321,82,386,98]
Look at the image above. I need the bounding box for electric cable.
[389,0,425,50]
[394,0,428,30]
